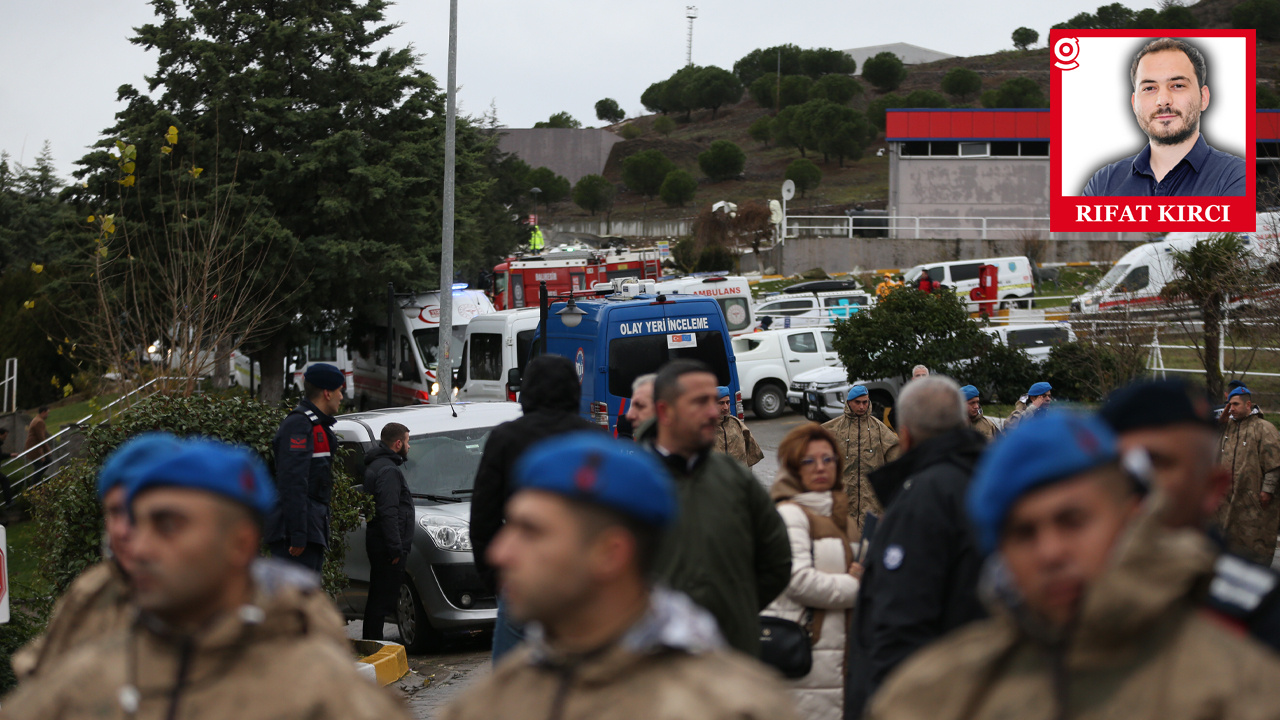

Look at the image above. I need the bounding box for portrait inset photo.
[1050,29,1256,232]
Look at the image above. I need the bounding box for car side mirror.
[507,368,522,392]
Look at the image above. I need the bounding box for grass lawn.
[5,521,50,596]
[1031,266,1108,309]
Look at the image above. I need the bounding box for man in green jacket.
[637,360,791,656]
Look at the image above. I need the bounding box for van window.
[821,331,836,352]
[1006,327,1069,349]
[719,297,751,332]
[1116,266,1149,293]
[1097,264,1130,290]
[608,331,731,397]
[949,263,983,282]
[515,330,536,373]
[927,267,945,282]
[469,333,503,381]
[787,332,818,353]
[307,333,339,362]
[758,299,813,316]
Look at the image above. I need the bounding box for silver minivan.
[331,402,523,652]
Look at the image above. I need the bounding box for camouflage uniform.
[11,561,132,680]
[1003,404,1042,432]
[1216,409,1280,564]
[969,414,1002,442]
[823,408,900,534]
[714,416,764,467]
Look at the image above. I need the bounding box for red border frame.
[1049,29,1256,232]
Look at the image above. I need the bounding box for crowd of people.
[3,358,1280,719]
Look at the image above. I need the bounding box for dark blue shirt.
[1082,134,1245,196]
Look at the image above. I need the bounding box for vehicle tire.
[753,383,787,420]
[870,391,896,430]
[395,577,441,654]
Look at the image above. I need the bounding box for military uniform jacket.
[714,415,764,467]
[267,399,337,549]
[969,414,1001,442]
[1216,411,1280,564]
[822,409,900,533]
[11,560,131,680]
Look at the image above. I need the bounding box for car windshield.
[1094,264,1130,291]
[402,426,492,496]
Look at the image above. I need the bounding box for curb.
[352,639,409,686]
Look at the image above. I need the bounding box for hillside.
[537,0,1274,227]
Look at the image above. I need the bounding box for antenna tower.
[685,6,698,66]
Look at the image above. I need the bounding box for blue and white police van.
[526,279,743,432]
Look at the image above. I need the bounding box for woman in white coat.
[762,423,863,720]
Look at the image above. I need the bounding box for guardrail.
[784,214,1049,240]
[1,377,182,500]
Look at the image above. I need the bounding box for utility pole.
[685,6,698,66]
[438,0,458,402]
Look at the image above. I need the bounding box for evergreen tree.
[659,169,697,207]
[622,150,677,199]
[572,175,615,216]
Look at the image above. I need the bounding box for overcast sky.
[1,0,1163,180]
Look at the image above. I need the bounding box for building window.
[930,141,959,156]
[991,141,1020,156]
[1020,141,1049,157]
[960,142,989,157]
[902,141,929,156]
[1259,142,1280,159]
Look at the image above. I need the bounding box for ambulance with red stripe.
[1071,214,1279,315]
[652,275,756,336]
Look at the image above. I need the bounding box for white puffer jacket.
[761,491,860,720]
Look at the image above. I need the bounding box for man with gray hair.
[910,365,929,380]
[845,376,988,718]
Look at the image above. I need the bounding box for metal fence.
[784,214,1050,240]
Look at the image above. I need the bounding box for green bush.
[26,393,371,599]
[981,77,1047,109]
[619,123,642,140]
[1043,340,1123,402]
[698,140,746,182]
[785,158,822,198]
[697,245,736,273]
[962,340,1040,405]
[809,74,863,105]
[659,169,698,207]
[749,72,778,109]
[526,166,571,204]
[748,116,773,146]
[653,116,676,136]
[1234,0,1280,41]
[863,52,907,92]
[622,149,677,199]
[941,67,982,102]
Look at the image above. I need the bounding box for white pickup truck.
[731,328,840,419]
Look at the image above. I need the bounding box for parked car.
[787,365,903,425]
[331,401,523,652]
[981,322,1075,363]
[752,290,874,330]
[732,328,840,419]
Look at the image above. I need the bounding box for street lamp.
[530,186,542,224]
[556,296,587,328]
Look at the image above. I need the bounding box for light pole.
[530,186,542,225]
[437,0,459,402]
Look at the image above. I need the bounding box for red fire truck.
[489,247,664,310]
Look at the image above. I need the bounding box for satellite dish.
[781,179,795,201]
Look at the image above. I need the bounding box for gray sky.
[1,0,1161,181]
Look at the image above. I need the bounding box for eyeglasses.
[800,455,836,468]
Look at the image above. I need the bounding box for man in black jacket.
[470,355,596,661]
[363,422,414,641]
[846,376,987,719]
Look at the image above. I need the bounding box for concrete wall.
[497,129,624,186]
[739,236,1145,277]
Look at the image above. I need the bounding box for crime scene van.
[653,275,755,336]
[458,307,541,402]
[523,279,742,432]
[903,255,1035,308]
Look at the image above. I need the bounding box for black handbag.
[758,611,813,679]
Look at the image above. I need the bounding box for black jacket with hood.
[469,355,597,591]
[845,428,988,719]
[363,441,414,558]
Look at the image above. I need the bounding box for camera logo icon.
[1054,37,1081,70]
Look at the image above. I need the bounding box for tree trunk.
[259,331,289,406]
[1203,297,1223,399]
[212,336,232,390]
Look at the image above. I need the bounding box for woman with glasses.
[761,423,863,720]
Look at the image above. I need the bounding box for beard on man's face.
[1140,103,1200,147]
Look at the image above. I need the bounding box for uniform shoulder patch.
[1209,553,1279,616]
[288,435,309,452]
[884,544,905,570]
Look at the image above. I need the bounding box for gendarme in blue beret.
[514,432,676,527]
[98,432,182,499]
[968,411,1118,554]
[127,438,277,517]
[1027,381,1052,397]
[1228,385,1252,400]
[716,386,731,400]
[960,385,981,402]
[304,363,345,391]
[847,385,869,401]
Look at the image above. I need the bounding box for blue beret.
[304,363,345,391]
[960,385,981,401]
[1099,379,1215,433]
[1028,381,1052,397]
[716,386,731,400]
[98,432,182,499]
[1228,386,1251,400]
[514,432,676,527]
[847,385,869,401]
[968,411,1118,554]
[1228,379,1247,391]
[127,438,277,517]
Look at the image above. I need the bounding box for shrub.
[779,75,816,108]
[963,340,1040,405]
[904,89,949,109]
[862,52,907,92]
[659,169,698,207]
[572,174,616,216]
[1011,27,1039,50]
[698,140,746,182]
[785,158,822,198]
[25,393,372,599]
[526,166,571,204]
[981,77,1047,109]
[697,245,737,273]
[653,116,676,136]
[809,74,863,105]
[941,67,982,102]
[749,72,778,109]
[619,123,642,140]
[748,116,773,147]
[622,149,677,199]
[690,66,744,118]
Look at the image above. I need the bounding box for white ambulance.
[653,275,756,336]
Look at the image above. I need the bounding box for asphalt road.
[363,413,804,719]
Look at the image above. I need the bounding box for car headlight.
[419,516,472,552]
